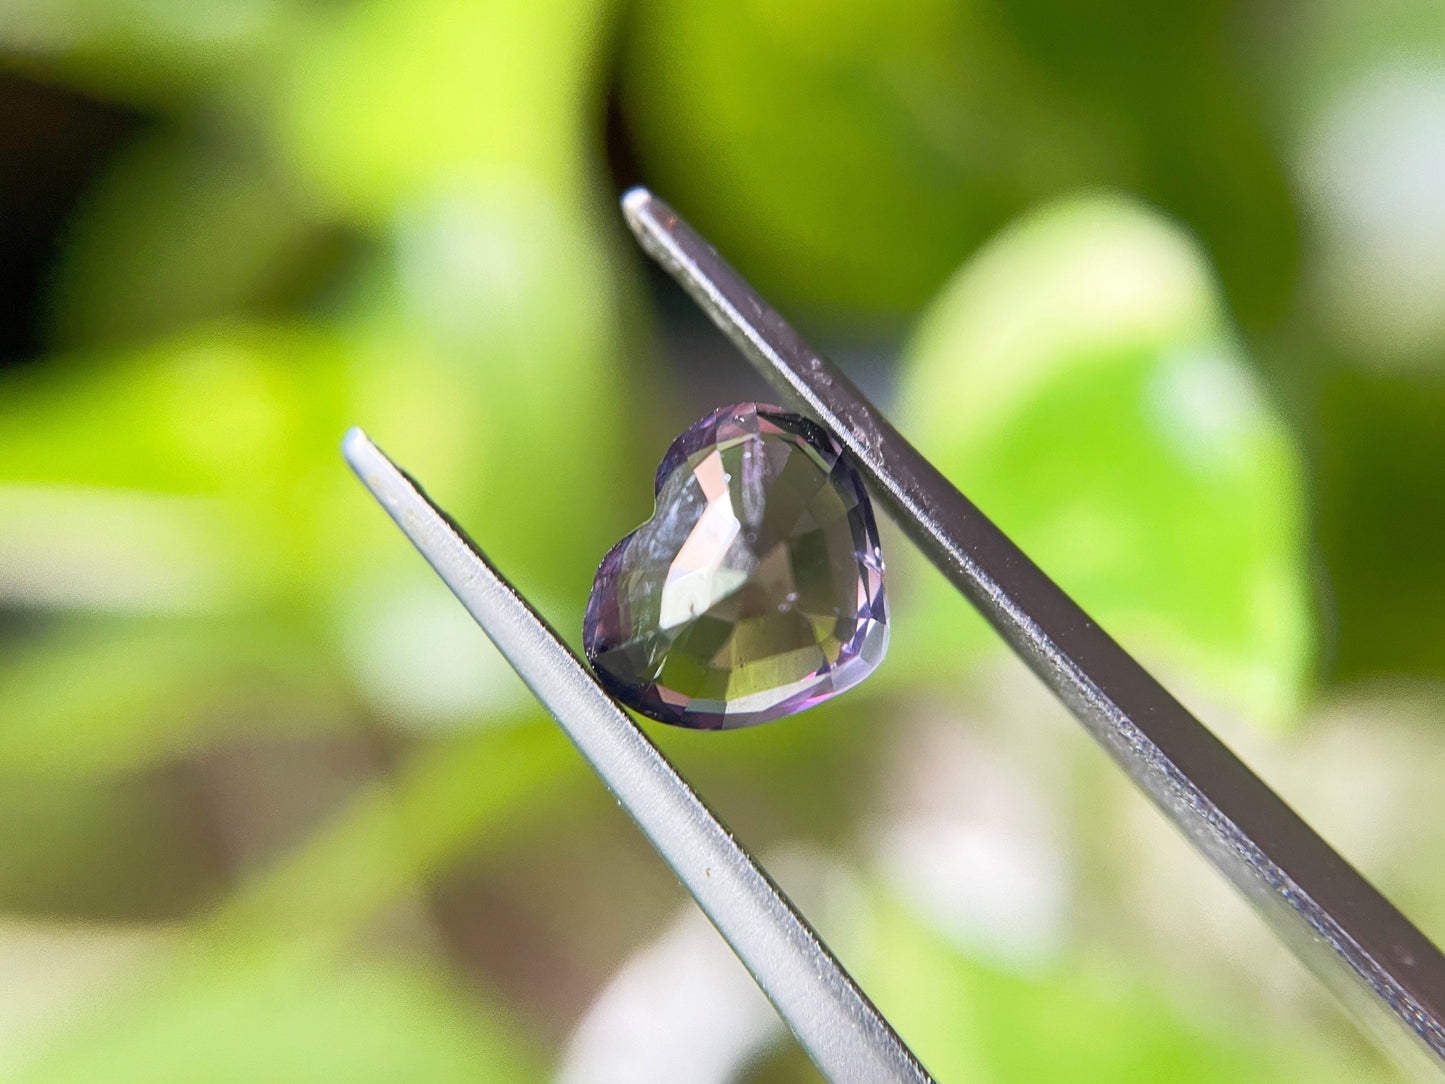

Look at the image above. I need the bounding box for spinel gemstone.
[583,402,888,730]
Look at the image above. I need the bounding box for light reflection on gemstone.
[583,402,888,730]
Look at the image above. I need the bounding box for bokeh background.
[0,0,1443,1080]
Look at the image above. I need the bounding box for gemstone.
[583,402,888,730]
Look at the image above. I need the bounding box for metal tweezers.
[343,189,1445,1082]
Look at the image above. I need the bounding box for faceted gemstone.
[583,402,888,730]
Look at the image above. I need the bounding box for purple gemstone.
[583,403,888,730]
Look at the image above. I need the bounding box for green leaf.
[266,0,643,601]
[0,323,367,617]
[0,323,349,499]
[619,0,1118,321]
[0,0,288,105]
[47,129,342,350]
[0,618,348,778]
[216,721,576,946]
[274,0,613,222]
[863,894,1384,1084]
[896,196,1313,726]
[1314,367,1445,682]
[0,766,217,920]
[5,725,573,1073]
[13,953,540,1084]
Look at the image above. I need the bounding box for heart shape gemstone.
[583,403,888,730]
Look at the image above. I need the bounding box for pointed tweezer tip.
[341,427,395,500]
[620,185,653,220]
[341,425,371,464]
[621,187,671,249]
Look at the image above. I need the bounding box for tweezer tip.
[620,186,659,235]
[342,428,394,492]
[341,426,374,465]
[621,185,653,214]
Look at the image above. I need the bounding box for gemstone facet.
[583,403,888,730]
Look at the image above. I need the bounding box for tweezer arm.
[621,188,1445,1074]
[342,430,933,1084]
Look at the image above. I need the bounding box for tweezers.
[343,188,1445,1082]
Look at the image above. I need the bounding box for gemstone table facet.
[583,403,888,730]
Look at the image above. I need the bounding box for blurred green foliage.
[862,896,1379,1084]
[0,0,1442,1080]
[900,197,1310,725]
[16,953,542,1084]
